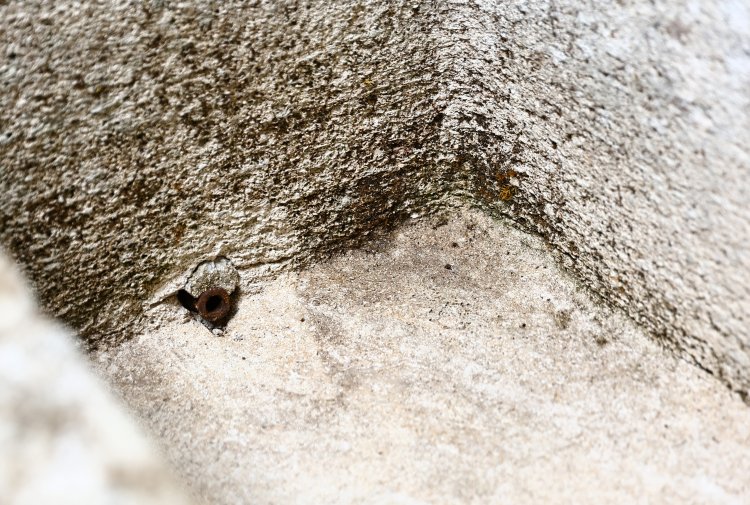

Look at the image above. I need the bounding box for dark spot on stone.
[554,309,572,330]
[195,287,232,324]
[444,263,452,270]
[177,289,197,312]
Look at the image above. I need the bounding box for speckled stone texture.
[1,0,749,400]
[0,0,454,344]
[98,210,750,504]
[437,0,750,402]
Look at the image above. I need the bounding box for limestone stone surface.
[0,253,192,505]
[97,210,750,505]
[0,0,454,347]
[1,0,748,398]
[441,0,750,402]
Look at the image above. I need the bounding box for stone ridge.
[0,1,455,344]
[433,0,750,399]
[1,1,748,398]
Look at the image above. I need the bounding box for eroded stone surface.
[1,0,748,399]
[0,0,453,346]
[97,211,750,504]
[438,0,750,401]
[183,257,239,298]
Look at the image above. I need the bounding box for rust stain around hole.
[179,287,233,324]
[195,287,231,323]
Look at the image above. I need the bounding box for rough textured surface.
[1,1,748,395]
[183,257,239,298]
[96,210,750,505]
[0,0,453,345]
[0,253,192,505]
[440,0,750,402]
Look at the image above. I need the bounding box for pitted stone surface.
[1,0,749,397]
[436,0,750,400]
[184,257,239,297]
[98,211,750,505]
[0,0,453,346]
